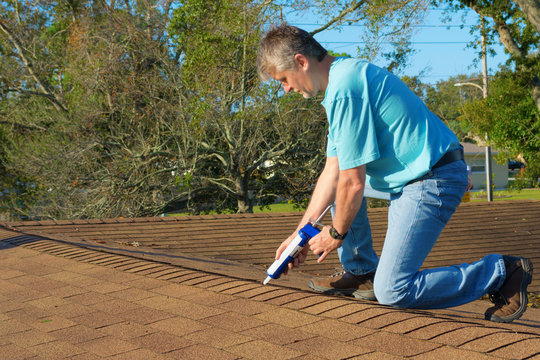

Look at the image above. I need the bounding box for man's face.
[269,58,317,99]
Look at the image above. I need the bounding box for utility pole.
[481,17,494,202]
[454,18,493,202]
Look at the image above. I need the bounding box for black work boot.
[484,255,533,323]
[309,270,376,300]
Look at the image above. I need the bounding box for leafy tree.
[0,0,187,219]
[461,68,540,186]
[292,0,432,73]
[167,0,330,213]
[0,0,435,219]
[431,1,539,186]
[432,0,540,113]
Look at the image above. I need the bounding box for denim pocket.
[433,160,468,223]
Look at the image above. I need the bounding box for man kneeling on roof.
[257,24,533,323]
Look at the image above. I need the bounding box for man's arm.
[331,164,366,235]
[309,164,366,263]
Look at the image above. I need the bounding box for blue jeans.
[338,160,506,309]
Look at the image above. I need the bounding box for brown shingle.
[200,312,267,332]
[78,336,138,357]
[301,318,376,341]
[405,320,470,340]
[165,344,238,360]
[227,339,304,360]
[6,329,56,347]
[288,336,370,359]
[130,331,194,353]
[148,316,209,337]
[107,348,166,360]
[488,337,540,359]
[27,340,86,359]
[239,323,315,346]
[412,346,498,360]
[116,306,175,325]
[460,331,537,353]
[184,327,252,348]
[349,331,441,357]
[0,319,33,336]
[98,321,156,340]
[301,298,355,315]
[216,297,276,316]
[429,325,503,347]
[71,310,124,329]
[253,307,321,328]
[358,311,424,330]
[48,324,105,343]
[0,343,37,359]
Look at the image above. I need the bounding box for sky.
[287,7,510,85]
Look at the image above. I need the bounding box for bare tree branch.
[0,21,68,112]
[310,0,368,36]
[493,19,527,58]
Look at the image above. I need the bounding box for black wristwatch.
[329,225,348,240]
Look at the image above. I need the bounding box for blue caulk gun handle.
[263,223,321,285]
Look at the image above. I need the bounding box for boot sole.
[308,280,377,301]
[486,257,533,323]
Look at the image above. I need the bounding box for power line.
[320,41,470,44]
[291,23,473,28]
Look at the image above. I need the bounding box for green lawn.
[167,188,539,216]
[470,188,540,202]
[252,188,540,212]
[253,202,301,213]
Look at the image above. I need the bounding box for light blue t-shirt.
[323,57,460,193]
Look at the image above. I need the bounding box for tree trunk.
[514,0,540,35]
[530,75,540,112]
[235,176,254,213]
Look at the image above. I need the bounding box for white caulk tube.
[263,223,321,285]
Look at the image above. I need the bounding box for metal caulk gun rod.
[311,204,335,228]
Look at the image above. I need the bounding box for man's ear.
[294,54,309,70]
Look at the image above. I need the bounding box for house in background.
[462,142,508,190]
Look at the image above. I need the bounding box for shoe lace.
[330,268,346,277]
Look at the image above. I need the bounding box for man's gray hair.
[257,23,328,81]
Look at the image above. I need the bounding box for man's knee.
[373,279,413,308]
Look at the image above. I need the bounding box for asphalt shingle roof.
[0,200,539,359]
[4,200,539,292]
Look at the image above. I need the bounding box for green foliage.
[0,0,485,219]
[461,68,540,186]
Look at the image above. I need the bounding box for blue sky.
[288,8,510,85]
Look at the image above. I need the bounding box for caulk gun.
[263,204,334,285]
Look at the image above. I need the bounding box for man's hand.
[308,225,343,263]
[275,231,309,275]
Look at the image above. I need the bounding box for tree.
[0,0,435,219]
[292,0,432,73]
[461,68,540,186]
[433,0,540,112]
[431,1,539,186]
[167,0,330,213]
[0,0,189,219]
